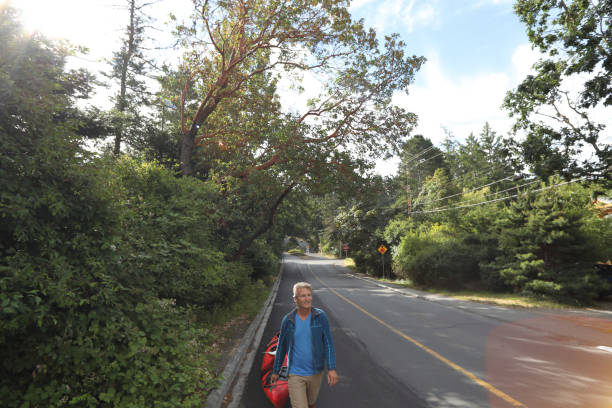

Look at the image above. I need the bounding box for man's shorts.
[288,372,324,408]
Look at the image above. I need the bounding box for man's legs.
[288,373,323,408]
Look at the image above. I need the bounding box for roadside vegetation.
[318,147,611,307]
[342,259,588,310]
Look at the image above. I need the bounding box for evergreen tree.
[104,0,154,155]
[482,178,604,301]
[396,135,447,213]
[454,123,519,189]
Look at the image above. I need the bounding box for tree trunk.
[180,131,195,176]
[114,0,136,156]
[231,182,296,261]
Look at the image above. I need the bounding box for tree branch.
[231,181,297,260]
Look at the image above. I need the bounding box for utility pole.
[406,163,412,216]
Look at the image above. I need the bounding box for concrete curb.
[205,258,284,408]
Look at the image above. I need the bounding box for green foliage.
[108,156,253,307]
[393,225,478,288]
[450,123,520,189]
[482,178,606,302]
[240,238,281,281]
[505,0,611,183]
[582,214,612,263]
[397,135,448,203]
[413,168,459,214]
[0,151,262,406]
[0,12,280,405]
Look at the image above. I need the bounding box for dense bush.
[0,152,223,407]
[481,179,610,302]
[108,157,254,307]
[0,151,267,406]
[393,225,479,288]
[241,238,281,281]
[388,176,611,302]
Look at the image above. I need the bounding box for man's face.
[294,287,312,310]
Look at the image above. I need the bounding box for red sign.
[342,244,349,251]
[378,245,387,255]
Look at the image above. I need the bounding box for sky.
[12,0,543,175]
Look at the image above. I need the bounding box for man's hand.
[327,369,338,387]
[270,373,279,384]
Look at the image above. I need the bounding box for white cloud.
[374,42,554,176]
[511,43,540,80]
[403,1,437,32]
[18,0,123,59]
[393,52,514,147]
[276,69,324,116]
[364,0,440,34]
[473,0,514,7]
[378,52,510,176]
[350,0,378,9]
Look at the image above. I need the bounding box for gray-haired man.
[271,282,338,408]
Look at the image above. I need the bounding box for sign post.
[377,245,388,279]
[342,243,349,258]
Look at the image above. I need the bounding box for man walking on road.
[271,282,338,408]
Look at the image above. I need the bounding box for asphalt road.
[239,254,612,408]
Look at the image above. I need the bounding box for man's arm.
[271,317,288,382]
[321,312,336,371]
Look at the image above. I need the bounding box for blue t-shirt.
[289,313,315,376]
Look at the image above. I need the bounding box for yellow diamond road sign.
[378,245,387,255]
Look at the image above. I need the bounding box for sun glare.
[11,0,126,66]
[14,0,79,39]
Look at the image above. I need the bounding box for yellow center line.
[308,264,527,408]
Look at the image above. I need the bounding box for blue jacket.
[272,307,336,375]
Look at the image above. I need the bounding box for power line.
[403,145,436,165]
[414,151,445,167]
[413,178,538,212]
[416,175,516,206]
[353,173,525,212]
[458,162,513,182]
[410,178,583,214]
[450,178,540,206]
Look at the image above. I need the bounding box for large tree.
[173,0,424,177]
[504,0,611,184]
[165,0,424,258]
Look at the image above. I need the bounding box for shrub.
[108,156,253,308]
[393,224,453,278]
[395,238,479,289]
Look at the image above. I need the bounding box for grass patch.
[343,258,357,271]
[369,275,577,309]
[423,289,575,309]
[287,247,305,256]
[380,278,413,288]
